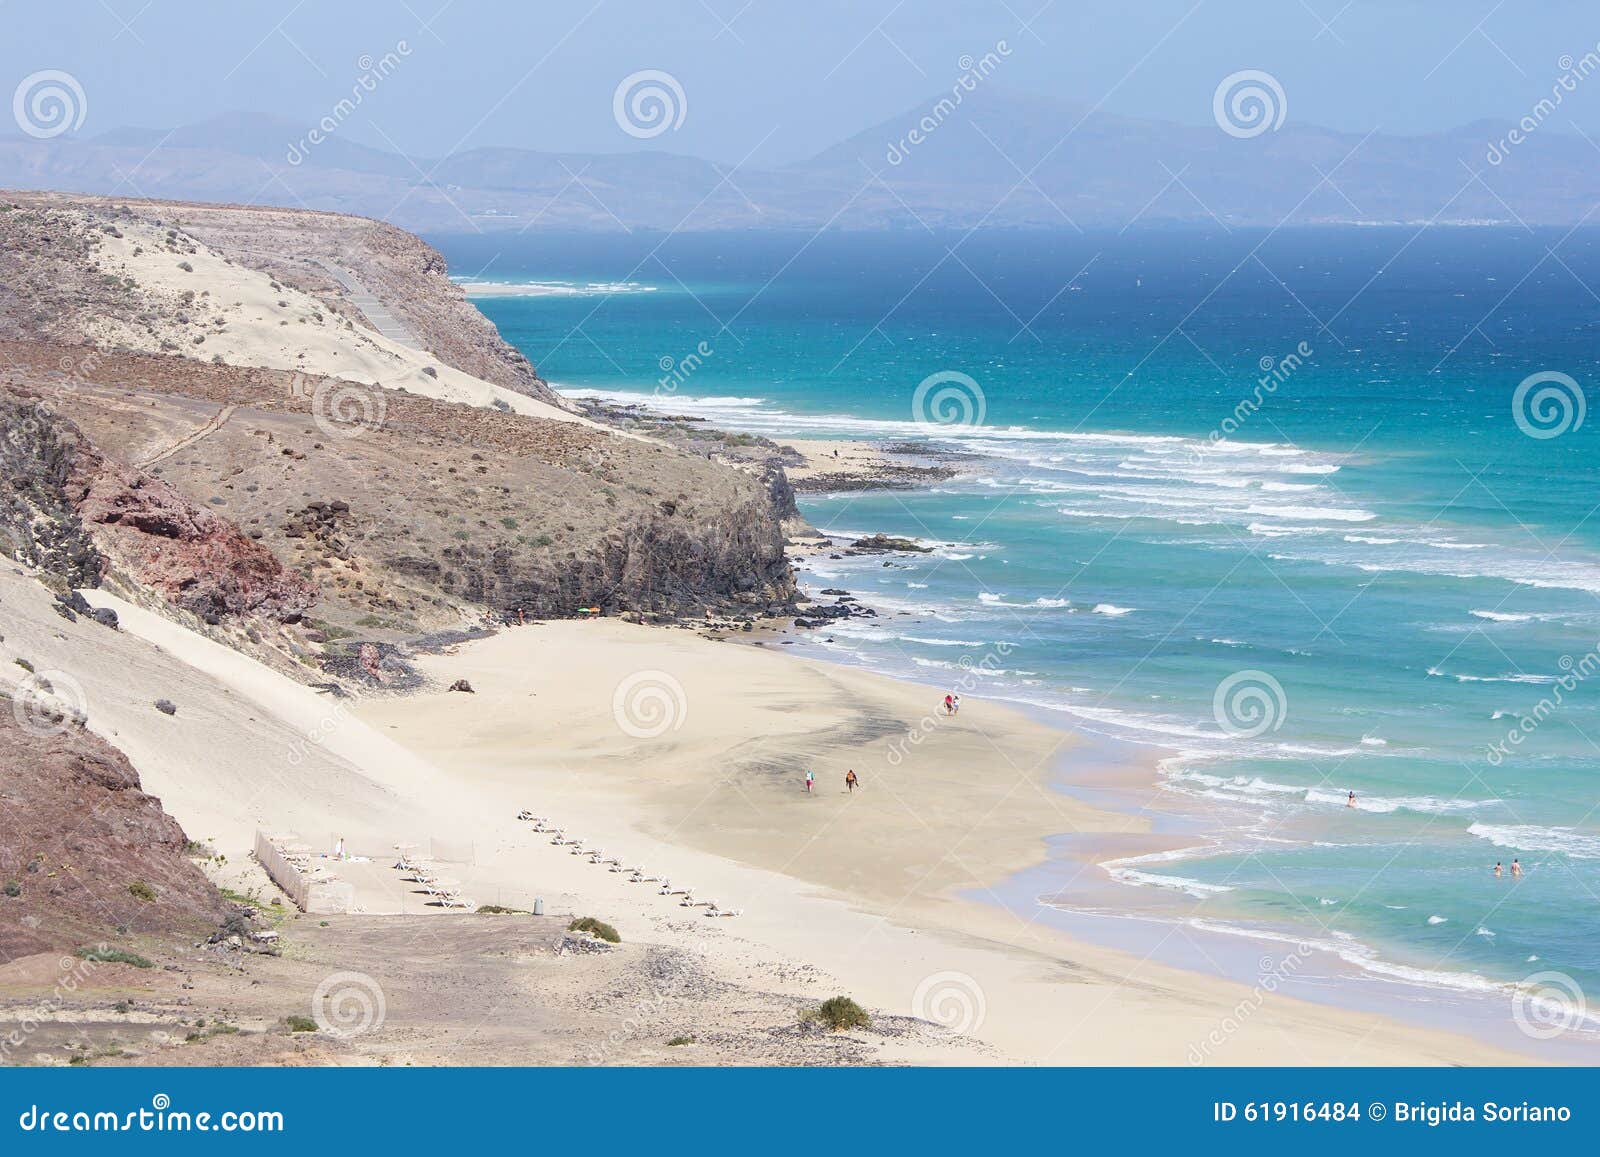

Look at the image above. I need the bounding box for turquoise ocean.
[438,228,1600,1046]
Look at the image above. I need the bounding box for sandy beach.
[0,561,1533,1063]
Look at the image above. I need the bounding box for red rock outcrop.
[0,700,229,963]
[73,452,316,624]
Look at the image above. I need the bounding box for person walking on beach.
[1493,861,1503,879]
[952,694,962,715]
[805,770,814,795]
[943,693,954,715]
[845,769,858,793]
[1511,858,1522,879]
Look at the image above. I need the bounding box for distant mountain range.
[3,90,1596,232]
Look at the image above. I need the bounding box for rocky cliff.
[0,695,230,963]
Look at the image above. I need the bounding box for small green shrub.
[2,880,19,898]
[804,995,870,1032]
[13,657,33,673]
[74,946,152,969]
[127,881,156,902]
[476,904,528,915]
[666,1034,695,1047]
[568,916,621,943]
[284,1015,317,1033]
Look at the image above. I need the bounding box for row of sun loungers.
[516,810,741,917]
[391,845,473,909]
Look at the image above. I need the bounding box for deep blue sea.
[438,227,1600,1033]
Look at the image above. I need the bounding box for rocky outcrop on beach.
[0,695,230,963]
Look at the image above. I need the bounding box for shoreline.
[764,444,1598,1063]
[349,617,1527,1064]
[773,625,1599,1062]
[0,560,1538,1063]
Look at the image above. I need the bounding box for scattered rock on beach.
[154,698,177,715]
[848,534,932,554]
[448,678,474,693]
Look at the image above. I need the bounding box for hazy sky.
[7,1,1600,164]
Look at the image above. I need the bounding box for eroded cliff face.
[0,191,799,666]
[1,395,316,623]
[0,193,559,406]
[0,697,229,963]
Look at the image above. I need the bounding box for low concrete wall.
[255,830,354,914]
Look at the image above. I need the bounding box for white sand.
[0,568,1527,1065]
[83,217,590,428]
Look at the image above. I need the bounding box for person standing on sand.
[944,693,954,715]
[805,770,814,794]
[953,694,962,715]
[846,769,858,793]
